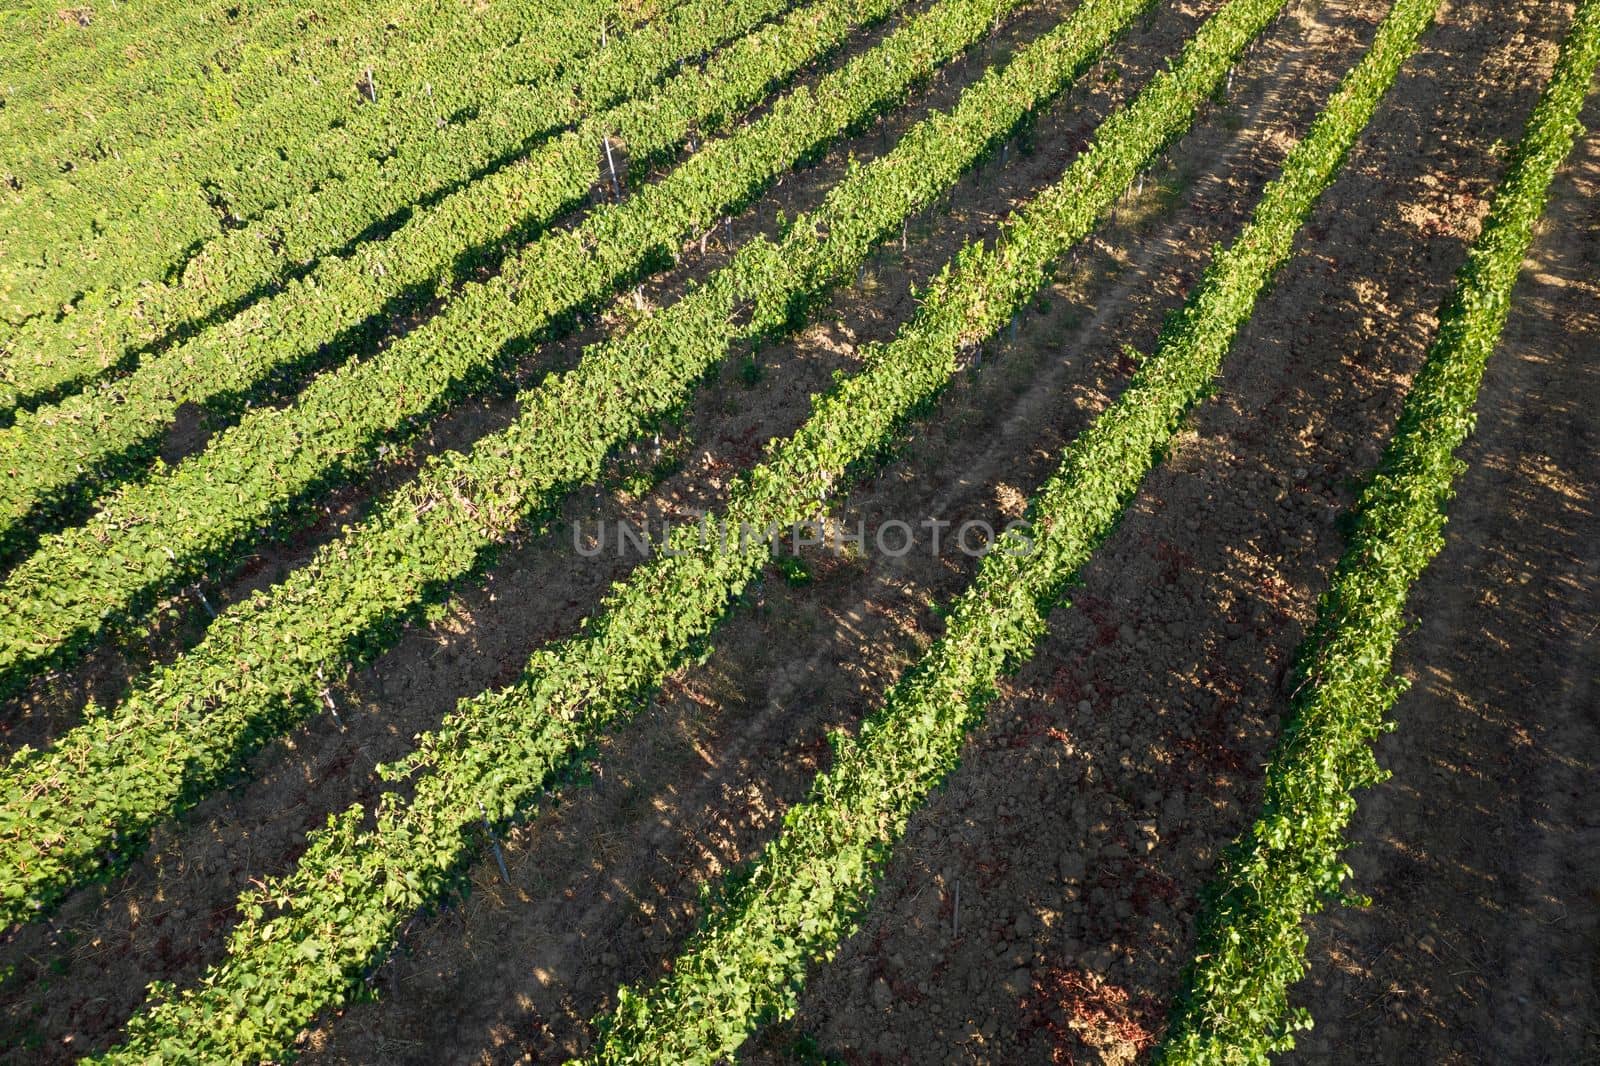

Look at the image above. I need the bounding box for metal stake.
[480,802,512,884]
[602,135,621,200]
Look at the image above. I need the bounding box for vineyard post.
[603,134,622,199]
[480,802,512,884]
[315,670,345,730]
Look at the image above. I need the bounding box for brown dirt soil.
[0,0,1224,1055]
[1,0,1595,1062]
[1287,88,1600,1066]
[741,1,1593,1064]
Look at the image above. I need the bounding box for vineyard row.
[0,0,927,688]
[1159,1,1600,1058]
[0,0,626,311]
[93,0,1283,1057]
[586,0,1438,1056]
[0,0,789,366]
[0,0,1091,928]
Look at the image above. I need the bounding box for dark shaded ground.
[1289,87,1600,1066]
[0,0,1594,1062]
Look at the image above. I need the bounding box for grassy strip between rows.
[583,0,1436,1058]
[0,0,358,126]
[0,0,811,418]
[91,0,1290,1056]
[1156,2,1600,1061]
[1,0,631,193]
[0,0,393,136]
[0,0,935,699]
[0,0,766,377]
[15,0,641,214]
[0,0,431,153]
[0,0,629,317]
[0,0,193,58]
[0,0,1061,929]
[0,0,901,576]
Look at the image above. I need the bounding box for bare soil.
[1,0,1595,1062]
[1287,86,1600,1066]
[745,2,1595,1064]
